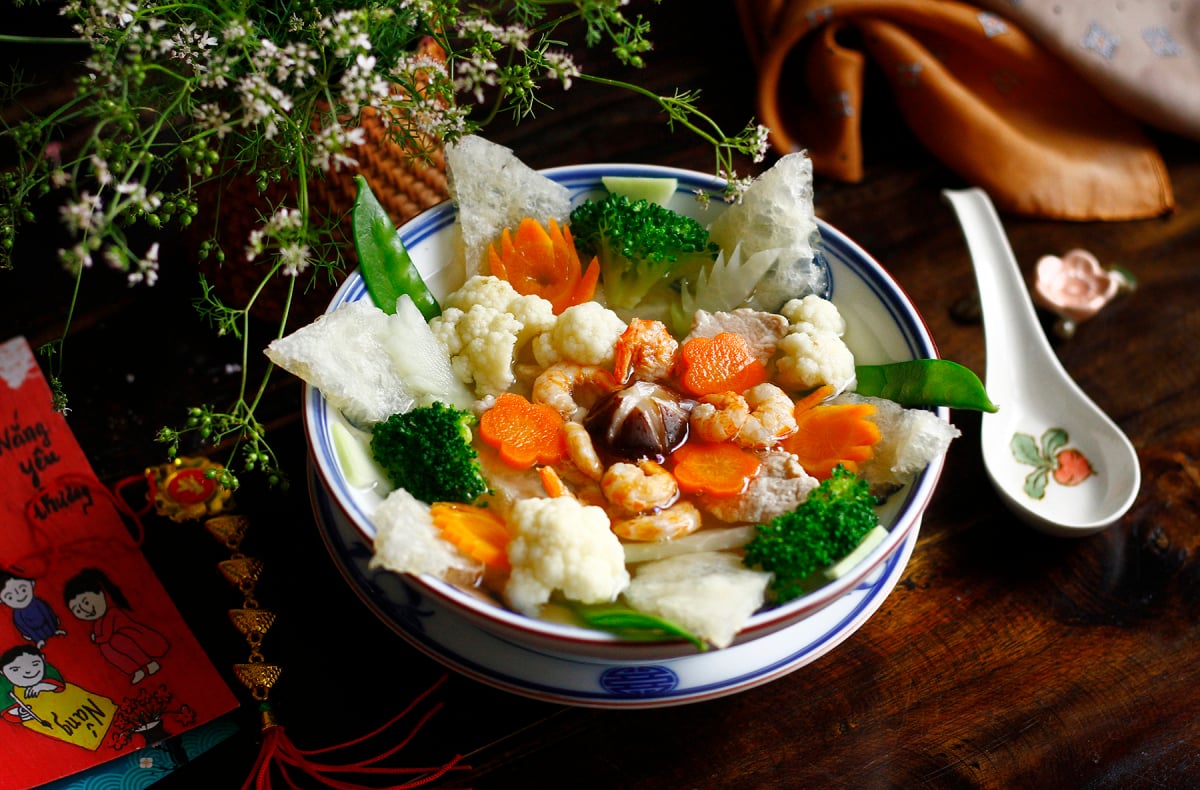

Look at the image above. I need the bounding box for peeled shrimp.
[601,458,679,515]
[689,391,751,443]
[532,362,617,422]
[737,384,798,447]
[612,501,703,542]
[563,421,604,481]
[540,462,607,508]
[614,318,679,385]
[690,383,797,449]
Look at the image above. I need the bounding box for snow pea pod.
[855,359,998,412]
[351,175,441,319]
[567,602,707,650]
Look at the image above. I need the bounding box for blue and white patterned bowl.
[309,463,920,707]
[304,164,947,686]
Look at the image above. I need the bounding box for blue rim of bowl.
[304,163,945,649]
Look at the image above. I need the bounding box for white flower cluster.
[4,0,773,483]
[542,51,581,90]
[245,207,311,277]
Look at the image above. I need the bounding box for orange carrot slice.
[792,383,836,413]
[486,218,599,314]
[780,387,882,480]
[431,502,511,571]
[671,441,762,497]
[479,392,567,469]
[539,465,568,498]
[676,332,769,397]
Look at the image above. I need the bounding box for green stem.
[575,75,713,143]
[55,256,86,384]
[576,73,739,177]
[0,36,83,46]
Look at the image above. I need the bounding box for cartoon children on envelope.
[0,336,239,788]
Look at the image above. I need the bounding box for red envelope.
[0,336,239,788]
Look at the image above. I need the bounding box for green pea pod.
[855,359,998,413]
[351,174,440,319]
[567,602,708,651]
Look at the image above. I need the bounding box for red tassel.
[242,674,470,789]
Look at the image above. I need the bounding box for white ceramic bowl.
[305,164,947,681]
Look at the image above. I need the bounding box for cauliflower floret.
[430,305,522,397]
[441,274,519,313]
[504,496,630,617]
[781,293,845,335]
[775,330,856,392]
[442,275,556,342]
[507,294,558,346]
[430,275,556,397]
[532,301,627,368]
[774,295,855,392]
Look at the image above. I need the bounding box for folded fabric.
[972,0,1200,143]
[736,0,1181,220]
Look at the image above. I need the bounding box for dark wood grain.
[4,2,1198,788]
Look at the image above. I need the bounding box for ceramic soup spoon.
[942,188,1140,537]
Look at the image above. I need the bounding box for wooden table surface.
[4,3,1198,787]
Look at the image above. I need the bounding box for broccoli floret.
[569,193,718,310]
[370,403,488,505]
[742,466,880,603]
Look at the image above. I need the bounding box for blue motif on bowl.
[599,665,680,696]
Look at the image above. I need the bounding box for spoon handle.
[941,188,1055,389]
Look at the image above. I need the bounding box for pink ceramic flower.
[1033,249,1121,323]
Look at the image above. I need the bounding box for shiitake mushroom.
[584,380,692,461]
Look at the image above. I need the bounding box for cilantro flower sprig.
[0,0,768,490]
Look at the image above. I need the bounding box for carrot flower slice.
[487,217,599,314]
[479,392,567,468]
[676,332,769,397]
[671,441,762,497]
[431,502,511,571]
[780,385,882,480]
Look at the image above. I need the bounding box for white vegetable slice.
[623,551,771,648]
[622,525,756,564]
[265,299,415,426]
[707,152,827,313]
[823,524,889,580]
[383,295,475,410]
[369,488,480,578]
[445,135,571,277]
[708,151,817,262]
[330,417,387,490]
[673,243,779,334]
[838,393,962,490]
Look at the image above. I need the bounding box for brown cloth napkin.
[736,0,1190,220]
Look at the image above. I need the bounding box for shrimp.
[736,383,798,448]
[601,458,679,515]
[540,462,607,507]
[690,384,796,449]
[612,501,703,542]
[563,421,604,481]
[690,391,751,443]
[532,362,617,422]
[614,318,679,385]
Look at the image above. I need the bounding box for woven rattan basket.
[192,130,448,326]
[192,41,450,326]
